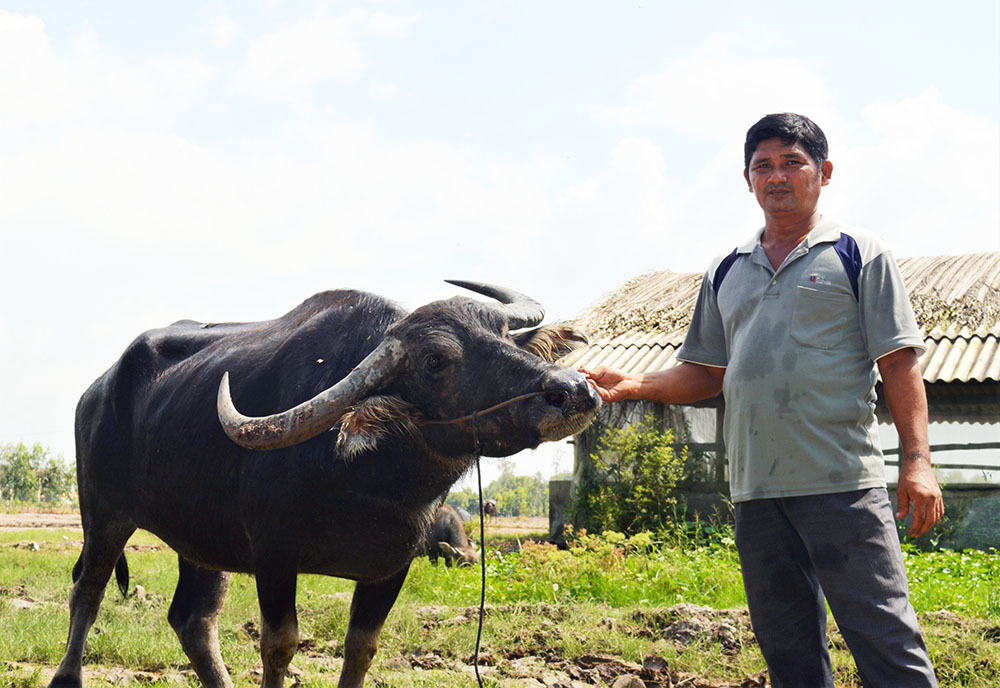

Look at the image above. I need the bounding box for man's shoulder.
[821,220,891,265]
[704,228,760,271]
[705,244,749,295]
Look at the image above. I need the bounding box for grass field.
[1,519,998,687]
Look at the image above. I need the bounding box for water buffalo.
[425,503,479,566]
[483,498,498,519]
[49,281,600,688]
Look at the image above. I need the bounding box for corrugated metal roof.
[562,252,1000,384]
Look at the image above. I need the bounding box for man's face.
[743,138,832,218]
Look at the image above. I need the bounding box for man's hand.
[579,366,637,404]
[896,452,944,538]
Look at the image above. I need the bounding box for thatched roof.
[899,253,1000,335]
[572,270,701,342]
[563,252,1000,384]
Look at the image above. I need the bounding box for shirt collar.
[803,216,842,248]
[738,215,841,254]
[737,228,763,254]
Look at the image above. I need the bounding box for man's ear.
[513,324,588,362]
[744,168,753,192]
[821,159,833,186]
[336,395,418,458]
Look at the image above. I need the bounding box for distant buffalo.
[484,499,498,519]
[49,281,600,688]
[425,503,479,566]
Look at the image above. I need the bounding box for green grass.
[2,527,998,687]
[904,546,1000,617]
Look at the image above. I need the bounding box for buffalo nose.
[544,390,568,407]
[543,369,599,409]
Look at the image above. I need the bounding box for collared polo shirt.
[677,217,925,502]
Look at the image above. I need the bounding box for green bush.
[571,414,687,535]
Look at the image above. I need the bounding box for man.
[583,113,943,687]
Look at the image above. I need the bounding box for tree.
[447,486,480,517]
[0,442,76,505]
[487,463,548,517]
[446,461,552,518]
[37,454,75,503]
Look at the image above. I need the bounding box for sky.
[1,1,998,489]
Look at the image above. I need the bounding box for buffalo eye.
[424,354,443,371]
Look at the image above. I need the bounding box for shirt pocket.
[790,286,855,349]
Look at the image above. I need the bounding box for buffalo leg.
[168,556,233,688]
[49,522,135,688]
[254,560,300,688]
[338,563,411,688]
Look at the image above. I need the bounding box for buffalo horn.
[445,280,545,331]
[217,338,405,450]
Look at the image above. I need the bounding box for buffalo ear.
[337,395,419,458]
[513,323,589,362]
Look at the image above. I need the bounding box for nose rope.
[420,390,551,428]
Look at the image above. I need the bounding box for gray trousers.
[734,488,937,687]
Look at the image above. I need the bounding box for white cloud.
[593,34,836,142]
[829,88,1000,255]
[555,134,757,288]
[239,9,418,102]
[0,12,67,126]
[243,17,368,97]
[0,11,216,131]
[208,13,241,46]
[368,80,397,100]
[559,137,668,240]
[367,11,420,37]
[587,38,998,264]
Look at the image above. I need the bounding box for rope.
[473,449,487,687]
[421,390,549,685]
[421,390,550,427]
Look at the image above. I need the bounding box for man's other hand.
[896,456,944,538]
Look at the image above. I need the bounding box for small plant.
[571,414,687,535]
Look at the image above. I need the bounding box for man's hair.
[744,113,828,171]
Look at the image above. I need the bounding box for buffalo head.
[217,280,601,458]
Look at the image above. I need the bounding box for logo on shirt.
[808,274,833,286]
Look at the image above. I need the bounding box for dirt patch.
[629,604,754,655]
[385,649,768,687]
[406,604,764,687]
[0,511,82,529]
[487,515,549,535]
[0,512,549,534]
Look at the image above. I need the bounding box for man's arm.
[582,361,725,405]
[877,347,944,538]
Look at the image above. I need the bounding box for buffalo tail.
[70,552,130,599]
